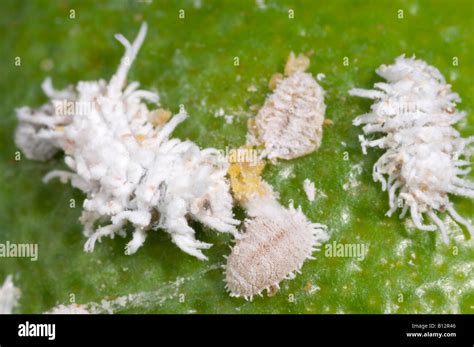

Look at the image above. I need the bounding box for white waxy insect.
[349,55,474,243]
[15,23,239,260]
[225,196,328,300]
[45,304,90,314]
[252,52,326,161]
[225,158,328,300]
[0,276,20,314]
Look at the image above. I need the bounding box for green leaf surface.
[0,0,472,313]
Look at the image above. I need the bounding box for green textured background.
[0,0,472,313]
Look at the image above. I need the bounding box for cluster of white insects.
[350,55,473,243]
[14,23,473,301]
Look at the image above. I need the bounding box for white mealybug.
[349,55,474,243]
[0,276,21,314]
[225,197,328,300]
[225,152,328,300]
[250,52,326,161]
[45,304,90,314]
[15,23,239,260]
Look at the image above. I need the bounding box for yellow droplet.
[134,134,146,142]
[228,147,270,203]
[148,109,172,127]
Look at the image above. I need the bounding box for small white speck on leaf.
[303,178,316,202]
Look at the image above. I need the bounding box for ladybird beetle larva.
[14,23,240,260]
[349,55,474,243]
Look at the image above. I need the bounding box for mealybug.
[250,52,326,161]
